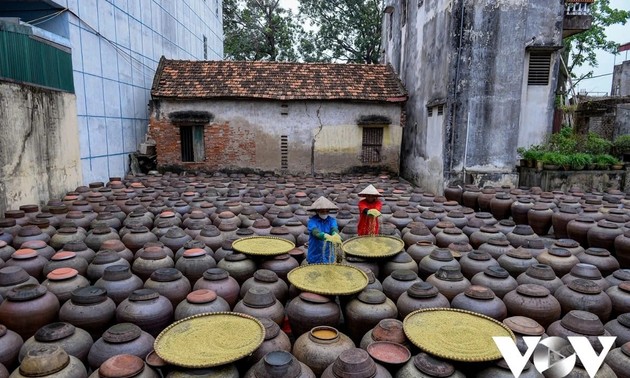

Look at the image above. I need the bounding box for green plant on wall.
[584,132,613,155]
[541,152,570,167]
[568,153,592,170]
[593,154,620,168]
[613,135,630,156]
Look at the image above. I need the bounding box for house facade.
[381,0,593,193]
[149,59,407,175]
[1,0,223,183]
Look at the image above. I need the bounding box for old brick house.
[149,58,407,174]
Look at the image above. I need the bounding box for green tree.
[561,0,629,94]
[223,0,302,61]
[297,0,383,63]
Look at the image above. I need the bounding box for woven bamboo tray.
[231,236,295,256]
[287,263,369,295]
[403,308,515,362]
[341,235,404,258]
[154,312,265,367]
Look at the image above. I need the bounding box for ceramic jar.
[381,252,418,279]
[471,266,518,299]
[19,322,92,364]
[132,247,175,282]
[11,226,50,249]
[554,279,612,322]
[0,324,22,370]
[0,284,59,340]
[5,249,48,282]
[503,284,562,328]
[503,316,546,354]
[402,227,436,249]
[84,226,119,252]
[562,263,610,291]
[19,241,54,260]
[286,292,341,338]
[193,268,240,309]
[175,248,217,284]
[396,282,450,319]
[321,348,392,378]
[606,282,630,317]
[615,231,630,268]
[144,268,191,308]
[511,198,534,225]
[359,319,406,350]
[345,289,398,342]
[497,249,537,277]
[576,248,620,277]
[86,251,130,282]
[506,225,538,248]
[451,285,507,321]
[396,352,465,378]
[116,289,174,337]
[536,248,579,278]
[94,265,143,305]
[519,239,547,259]
[382,270,422,303]
[292,326,355,376]
[517,264,564,294]
[0,267,38,298]
[234,287,285,325]
[87,323,155,370]
[458,251,499,280]
[260,254,299,283]
[489,193,513,220]
[547,310,613,353]
[42,268,90,303]
[551,239,585,256]
[552,207,580,239]
[606,269,630,287]
[244,350,315,378]
[426,266,471,301]
[478,238,513,260]
[43,252,89,277]
[588,220,623,254]
[435,228,468,249]
[174,289,231,320]
[59,286,116,339]
[195,225,224,252]
[12,345,86,378]
[418,249,460,279]
[240,270,289,304]
[88,354,159,378]
[567,217,597,248]
[527,204,554,236]
[61,242,96,264]
[604,342,630,378]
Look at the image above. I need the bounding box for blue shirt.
[307,215,339,264]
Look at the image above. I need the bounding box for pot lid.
[19,345,70,377]
[618,313,630,328]
[103,323,142,343]
[183,248,206,258]
[47,268,79,281]
[260,317,281,340]
[372,319,405,343]
[555,239,579,249]
[622,342,630,357]
[488,238,510,246]
[464,285,495,300]
[512,225,534,235]
[391,252,414,263]
[516,284,550,298]
[570,263,602,280]
[254,269,279,283]
[413,352,455,377]
[103,265,132,281]
[484,266,510,279]
[430,248,454,262]
[93,251,120,264]
[503,316,545,336]
[585,248,610,257]
[129,288,160,301]
[560,310,604,336]
[358,289,387,304]
[203,268,229,281]
[258,350,301,378]
[71,286,108,304]
[18,225,42,237]
[7,284,47,301]
[99,354,146,378]
[598,220,619,229]
[548,248,572,258]
[435,266,464,281]
[468,251,491,261]
[507,248,533,259]
[139,247,167,260]
[526,264,557,280]
[407,282,439,298]
[391,269,418,281]
[51,251,76,261]
[0,266,31,286]
[332,348,377,378]
[567,279,601,294]
[480,226,500,234]
[523,239,544,250]
[243,287,276,308]
[187,289,217,304]
[34,322,76,342]
[12,248,38,260]
[63,241,88,252]
[619,282,630,293]
[575,216,595,223]
[150,268,182,282]
[21,240,46,250]
[225,253,247,261]
[612,269,630,281]
[299,292,330,304]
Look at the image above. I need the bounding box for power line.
[580,72,614,80]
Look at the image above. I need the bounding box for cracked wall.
[0,81,82,215]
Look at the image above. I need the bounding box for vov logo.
[493,336,616,378]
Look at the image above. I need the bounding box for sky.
[279,0,629,96]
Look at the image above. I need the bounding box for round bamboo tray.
[231,236,295,256]
[341,235,404,258]
[287,263,368,295]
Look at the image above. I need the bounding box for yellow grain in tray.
[232,236,294,256]
[288,264,368,295]
[342,236,403,257]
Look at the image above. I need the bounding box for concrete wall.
[2,0,224,183]
[381,0,562,193]
[519,167,625,192]
[149,99,403,174]
[612,61,630,96]
[0,81,82,215]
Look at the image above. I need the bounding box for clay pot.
[344,256,380,279]
[527,204,553,236]
[576,248,620,277]
[88,354,159,378]
[5,249,48,282]
[244,350,315,378]
[43,252,89,277]
[12,345,86,378]
[217,252,256,285]
[84,226,119,252]
[554,279,612,322]
[495,219,516,235]
[234,287,285,325]
[94,265,143,305]
[12,226,50,249]
[519,238,547,259]
[345,289,398,342]
[402,227,436,250]
[497,248,537,278]
[260,254,299,283]
[605,314,630,346]
[86,251,130,282]
[0,267,38,298]
[551,238,585,256]
[144,268,191,308]
[517,264,564,294]
[567,216,597,248]
[116,289,174,337]
[19,241,54,261]
[19,322,92,364]
[0,284,59,340]
[462,186,481,210]
[503,284,561,328]
[42,268,90,303]
[606,282,630,317]
[132,247,175,282]
[396,282,450,319]
[425,266,471,301]
[194,225,225,252]
[474,360,541,378]
[159,228,192,253]
[121,227,158,253]
[547,310,613,353]
[59,286,116,339]
[471,266,518,299]
[458,251,499,280]
[510,198,534,225]
[0,324,22,370]
[561,263,610,291]
[193,268,240,309]
[174,289,231,320]
[286,292,341,338]
[605,342,630,378]
[506,225,538,248]
[0,242,15,262]
[451,285,507,321]
[240,270,288,304]
[552,207,580,239]
[320,348,391,378]
[292,326,355,376]
[382,270,422,303]
[418,249,460,279]
[396,352,465,378]
[588,220,623,254]
[175,248,217,284]
[489,193,513,220]
[87,323,155,370]
[503,316,546,354]
[606,269,630,287]
[536,248,579,277]
[478,238,513,260]
[246,319,293,366]
[435,228,468,249]
[381,252,418,279]
[359,319,406,350]
[61,242,96,264]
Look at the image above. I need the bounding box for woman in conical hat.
[357,184,383,236]
[306,197,342,264]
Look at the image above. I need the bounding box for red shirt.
[358,199,383,236]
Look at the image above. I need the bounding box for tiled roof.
[151,57,407,102]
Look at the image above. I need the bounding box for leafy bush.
[541,152,570,166]
[613,134,630,154]
[547,127,578,154]
[568,153,592,168]
[584,132,612,155]
[593,154,620,165]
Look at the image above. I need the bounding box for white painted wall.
[44,0,223,183]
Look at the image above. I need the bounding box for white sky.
[279,0,629,95]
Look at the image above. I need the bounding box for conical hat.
[306,196,339,211]
[358,184,382,197]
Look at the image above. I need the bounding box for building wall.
[382,0,562,193]
[0,81,82,215]
[612,61,630,97]
[149,99,403,174]
[4,0,224,184]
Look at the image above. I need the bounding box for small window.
[362,127,383,164]
[402,0,407,26]
[203,35,208,59]
[428,107,433,117]
[280,135,288,170]
[437,105,444,116]
[528,51,552,86]
[280,103,289,116]
[180,125,205,162]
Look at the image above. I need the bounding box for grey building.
[381,0,593,193]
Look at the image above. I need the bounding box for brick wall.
[149,116,256,171]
